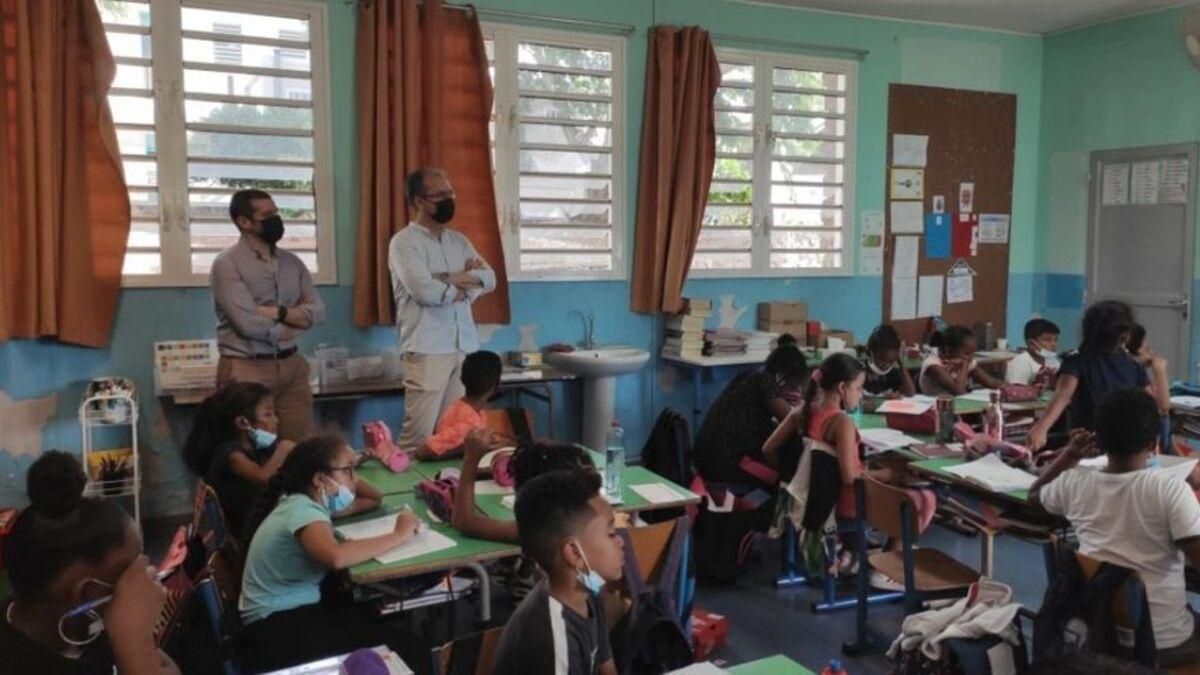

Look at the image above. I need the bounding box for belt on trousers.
[244,347,298,361]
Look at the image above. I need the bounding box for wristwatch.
[277,306,288,323]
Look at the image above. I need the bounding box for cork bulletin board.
[882,84,1017,344]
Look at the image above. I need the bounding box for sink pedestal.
[581,376,617,453]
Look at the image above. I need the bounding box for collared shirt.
[210,237,326,358]
[388,222,496,354]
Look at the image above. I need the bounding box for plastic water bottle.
[984,390,1005,441]
[605,419,625,499]
[821,658,848,675]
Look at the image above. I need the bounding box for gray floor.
[697,522,1054,673]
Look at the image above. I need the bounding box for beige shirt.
[210,238,325,357]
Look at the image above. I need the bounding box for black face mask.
[259,215,285,245]
[430,198,455,224]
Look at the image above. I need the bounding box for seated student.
[237,436,418,672]
[0,451,180,675]
[768,355,935,562]
[182,382,294,539]
[1006,318,1061,386]
[861,324,916,398]
[919,325,1004,396]
[493,469,624,675]
[692,335,808,483]
[452,430,596,543]
[370,350,503,466]
[1029,388,1200,667]
[1028,301,1158,451]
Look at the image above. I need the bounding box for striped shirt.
[492,580,611,675]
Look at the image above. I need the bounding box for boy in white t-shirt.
[1005,318,1060,386]
[1030,388,1200,666]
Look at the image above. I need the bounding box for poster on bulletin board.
[953,213,979,257]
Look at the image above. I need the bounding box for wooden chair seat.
[868,549,979,593]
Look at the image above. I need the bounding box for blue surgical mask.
[324,483,355,513]
[248,427,277,451]
[572,541,606,595]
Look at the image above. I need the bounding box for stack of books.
[744,331,776,360]
[662,298,711,359]
[703,329,747,357]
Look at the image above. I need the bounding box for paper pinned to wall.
[932,195,946,214]
[1161,158,1189,204]
[892,235,919,279]
[917,275,944,318]
[892,134,928,167]
[946,272,974,304]
[978,214,1010,244]
[859,210,885,275]
[925,213,951,259]
[1101,163,1130,206]
[1132,161,1161,204]
[890,200,923,234]
[958,182,975,213]
[891,276,917,320]
[890,168,925,199]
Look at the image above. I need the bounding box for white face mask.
[868,358,895,376]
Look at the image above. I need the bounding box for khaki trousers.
[217,353,314,442]
[398,352,465,447]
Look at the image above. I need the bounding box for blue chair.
[776,517,904,613]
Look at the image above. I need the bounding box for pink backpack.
[363,421,409,473]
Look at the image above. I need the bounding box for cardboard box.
[823,329,855,349]
[757,319,808,342]
[757,302,807,323]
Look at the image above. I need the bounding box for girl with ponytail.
[1,451,180,674]
[182,382,294,538]
[237,436,416,672]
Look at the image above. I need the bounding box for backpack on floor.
[610,518,694,674]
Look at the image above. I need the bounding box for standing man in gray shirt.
[389,168,496,446]
[210,189,326,441]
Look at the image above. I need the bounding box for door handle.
[1168,298,1190,319]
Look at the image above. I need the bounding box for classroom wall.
[1035,6,1200,358]
[0,0,1045,515]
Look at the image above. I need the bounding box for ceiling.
[745,0,1194,34]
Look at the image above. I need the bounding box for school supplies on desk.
[630,483,687,504]
[860,428,924,453]
[959,389,998,403]
[335,513,457,565]
[877,396,936,415]
[944,454,1036,493]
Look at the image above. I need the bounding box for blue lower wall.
[0,273,1042,514]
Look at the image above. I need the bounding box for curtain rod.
[345,1,637,35]
[712,33,869,60]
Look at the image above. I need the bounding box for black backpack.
[610,517,695,674]
[640,410,694,484]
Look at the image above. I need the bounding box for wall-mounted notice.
[1101,163,1129,206]
[893,134,928,167]
[946,272,974,304]
[978,214,1010,244]
[891,276,917,320]
[959,182,975,213]
[917,275,944,318]
[1161,158,1189,204]
[893,235,920,279]
[890,200,924,234]
[858,211,885,275]
[925,213,951,259]
[1132,161,1161,205]
[890,168,925,200]
[932,195,945,214]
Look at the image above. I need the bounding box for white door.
[1087,143,1197,381]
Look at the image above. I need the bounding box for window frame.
[106,0,337,288]
[691,47,857,279]
[483,23,627,282]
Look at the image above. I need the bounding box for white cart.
[78,392,140,525]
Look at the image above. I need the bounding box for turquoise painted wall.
[0,0,1046,514]
[1035,6,1200,354]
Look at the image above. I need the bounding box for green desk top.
[357,461,425,495]
[342,494,520,584]
[475,465,699,520]
[909,457,1031,503]
[728,655,817,675]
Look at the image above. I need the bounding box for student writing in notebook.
[1005,318,1061,387]
[1029,388,1200,667]
[919,325,1004,396]
[861,323,916,397]
[236,436,415,672]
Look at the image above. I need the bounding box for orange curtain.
[630,26,720,315]
[353,0,509,327]
[0,0,130,347]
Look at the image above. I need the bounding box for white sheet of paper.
[375,528,458,564]
[1161,158,1189,204]
[630,483,686,504]
[978,214,1010,244]
[893,235,919,278]
[860,428,923,451]
[1170,395,1200,409]
[890,168,924,199]
[932,195,946,214]
[474,480,514,495]
[917,275,944,318]
[336,514,402,540]
[500,494,515,510]
[862,210,884,236]
[944,454,1036,493]
[959,388,998,402]
[1102,163,1130,206]
[859,211,885,276]
[891,276,917,321]
[892,133,928,167]
[890,200,923,234]
[1132,161,1161,205]
[946,272,974,304]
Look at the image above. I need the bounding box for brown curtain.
[630,26,720,314]
[353,0,509,327]
[0,0,130,347]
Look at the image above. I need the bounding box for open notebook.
[944,453,1037,493]
[335,514,457,564]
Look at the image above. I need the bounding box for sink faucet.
[570,309,597,349]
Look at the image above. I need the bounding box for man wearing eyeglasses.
[389,168,497,447]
